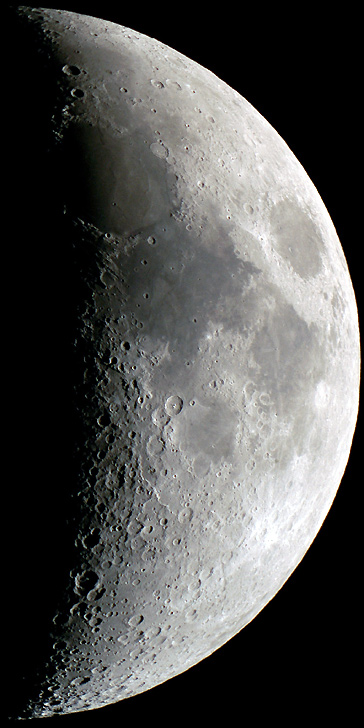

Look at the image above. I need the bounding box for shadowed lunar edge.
[6,5,360,720]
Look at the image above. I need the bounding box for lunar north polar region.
[11,6,359,719]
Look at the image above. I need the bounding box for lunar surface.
[7,6,360,720]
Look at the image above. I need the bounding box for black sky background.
[6,3,361,724]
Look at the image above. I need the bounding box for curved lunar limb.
[6,6,360,720]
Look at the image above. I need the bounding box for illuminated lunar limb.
[7,6,360,720]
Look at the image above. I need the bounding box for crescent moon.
[6,6,360,720]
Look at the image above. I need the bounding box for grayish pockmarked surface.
[13,6,359,718]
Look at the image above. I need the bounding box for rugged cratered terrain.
[7,6,360,720]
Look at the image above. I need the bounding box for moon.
[6,6,360,720]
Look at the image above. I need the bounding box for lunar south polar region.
[11,6,360,719]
